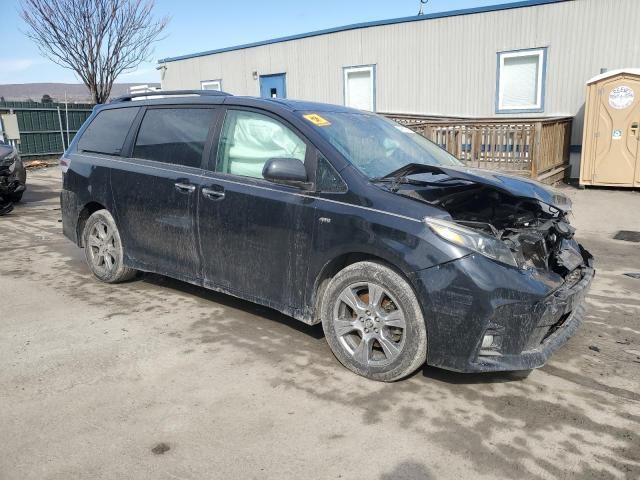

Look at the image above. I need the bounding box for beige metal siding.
[161,0,640,147]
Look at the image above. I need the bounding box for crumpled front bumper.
[411,248,594,373]
[0,159,27,196]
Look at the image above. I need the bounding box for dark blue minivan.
[60,91,594,381]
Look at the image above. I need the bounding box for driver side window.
[216,110,307,179]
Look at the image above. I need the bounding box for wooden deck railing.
[382,113,572,183]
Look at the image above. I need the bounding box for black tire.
[321,261,427,382]
[82,209,137,283]
[7,191,23,202]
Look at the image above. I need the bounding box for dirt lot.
[1,167,639,480]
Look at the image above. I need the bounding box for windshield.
[300,111,462,178]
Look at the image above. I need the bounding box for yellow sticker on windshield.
[303,113,331,127]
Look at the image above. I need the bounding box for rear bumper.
[412,249,594,373]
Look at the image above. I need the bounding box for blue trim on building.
[158,0,566,64]
[495,47,548,114]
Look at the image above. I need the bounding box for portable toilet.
[579,69,640,187]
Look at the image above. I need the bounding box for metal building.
[158,0,640,177]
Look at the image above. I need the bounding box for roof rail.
[110,89,232,103]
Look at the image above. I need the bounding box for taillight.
[59,156,71,174]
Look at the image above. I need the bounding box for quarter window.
[217,110,307,179]
[316,154,346,193]
[497,48,546,113]
[133,108,216,168]
[78,107,139,155]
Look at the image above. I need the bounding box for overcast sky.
[1,0,521,84]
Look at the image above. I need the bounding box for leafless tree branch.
[20,0,169,103]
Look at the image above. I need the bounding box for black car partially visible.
[0,142,27,214]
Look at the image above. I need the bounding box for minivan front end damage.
[412,248,593,373]
[394,166,594,372]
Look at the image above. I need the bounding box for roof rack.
[110,90,232,103]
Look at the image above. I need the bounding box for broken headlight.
[425,217,518,268]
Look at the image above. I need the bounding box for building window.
[201,79,222,91]
[496,48,546,113]
[343,65,376,112]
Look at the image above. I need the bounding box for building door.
[591,76,640,185]
[260,73,287,99]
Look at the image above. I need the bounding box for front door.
[592,75,640,185]
[196,108,314,313]
[111,106,217,281]
[260,74,287,99]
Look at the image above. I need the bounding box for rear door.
[110,106,218,281]
[195,108,315,313]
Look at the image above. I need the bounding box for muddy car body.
[60,91,594,381]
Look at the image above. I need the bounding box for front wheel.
[321,261,427,382]
[82,209,137,283]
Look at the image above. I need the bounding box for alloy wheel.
[87,220,117,273]
[332,282,407,366]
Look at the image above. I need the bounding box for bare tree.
[21,0,168,104]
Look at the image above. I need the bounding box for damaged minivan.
[60,91,594,381]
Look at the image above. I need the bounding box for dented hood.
[384,163,572,212]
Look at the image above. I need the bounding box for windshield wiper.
[371,163,468,192]
[370,175,426,192]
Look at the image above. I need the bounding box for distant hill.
[0,83,161,103]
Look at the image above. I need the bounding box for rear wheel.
[321,261,427,382]
[82,210,137,283]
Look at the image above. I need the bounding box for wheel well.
[76,202,107,246]
[311,253,404,324]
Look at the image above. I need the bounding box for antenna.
[418,0,429,15]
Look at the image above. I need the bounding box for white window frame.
[201,79,222,91]
[343,65,376,112]
[496,48,546,113]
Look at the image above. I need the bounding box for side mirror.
[262,157,308,184]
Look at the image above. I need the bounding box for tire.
[7,191,23,202]
[321,261,427,382]
[82,209,137,283]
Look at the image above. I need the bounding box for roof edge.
[587,68,640,84]
[158,0,567,64]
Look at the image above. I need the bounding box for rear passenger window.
[78,107,139,155]
[133,108,216,168]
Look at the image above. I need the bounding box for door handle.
[202,186,225,200]
[631,122,639,138]
[175,182,196,193]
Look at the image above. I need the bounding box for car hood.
[385,163,572,212]
[0,144,14,159]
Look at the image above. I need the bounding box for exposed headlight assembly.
[424,217,518,268]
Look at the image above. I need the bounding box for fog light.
[481,335,494,349]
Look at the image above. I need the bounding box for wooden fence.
[382,113,572,183]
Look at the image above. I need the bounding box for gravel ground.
[1,167,638,480]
